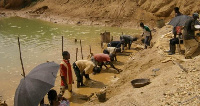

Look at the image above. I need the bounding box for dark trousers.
[170,38,179,45]
[121,42,131,50]
[168,38,179,54]
[144,36,151,46]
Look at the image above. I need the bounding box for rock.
[32,6,48,14]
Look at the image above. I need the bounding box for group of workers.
[58,22,152,98]
[167,7,200,59]
[41,21,153,106]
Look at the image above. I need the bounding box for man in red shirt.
[91,53,121,74]
[59,51,74,96]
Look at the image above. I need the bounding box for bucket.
[100,31,110,43]
[156,19,165,28]
[96,91,106,102]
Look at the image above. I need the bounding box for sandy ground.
[82,26,200,106]
[1,1,200,105]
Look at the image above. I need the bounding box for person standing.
[73,60,95,88]
[183,13,199,59]
[168,7,183,55]
[140,22,152,49]
[59,51,73,96]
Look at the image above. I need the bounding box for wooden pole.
[62,36,64,53]
[75,39,77,43]
[89,45,91,54]
[76,48,78,61]
[17,37,25,78]
[80,40,83,59]
[111,36,113,41]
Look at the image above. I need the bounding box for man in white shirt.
[73,60,95,88]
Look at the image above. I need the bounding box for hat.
[62,51,69,56]
[193,13,199,18]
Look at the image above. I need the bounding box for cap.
[193,13,199,18]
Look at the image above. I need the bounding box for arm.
[191,21,198,31]
[191,21,199,41]
[60,64,68,88]
[61,76,68,88]
[108,61,120,73]
[84,64,94,74]
[102,62,108,69]
[141,32,144,37]
[149,31,152,41]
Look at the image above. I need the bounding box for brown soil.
[84,26,200,106]
[0,0,200,106]
[1,0,200,28]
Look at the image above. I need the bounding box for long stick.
[18,37,25,78]
[76,48,78,61]
[89,45,91,54]
[80,40,83,59]
[62,36,64,53]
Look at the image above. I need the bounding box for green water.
[0,17,141,104]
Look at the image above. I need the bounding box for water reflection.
[0,17,140,105]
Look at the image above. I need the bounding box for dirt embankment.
[1,0,200,28]
[83,25,200,106]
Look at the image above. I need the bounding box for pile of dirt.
[1,0,200,28]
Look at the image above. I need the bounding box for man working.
[183,13,199,59]
[59,51,74,96]
[103,47,117,61]
[107,41,123,52]
[120,35,137,50]
[108,41,122,48]
[73,60,96,88]
[91,53,121,74]
[140,22,152,49]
